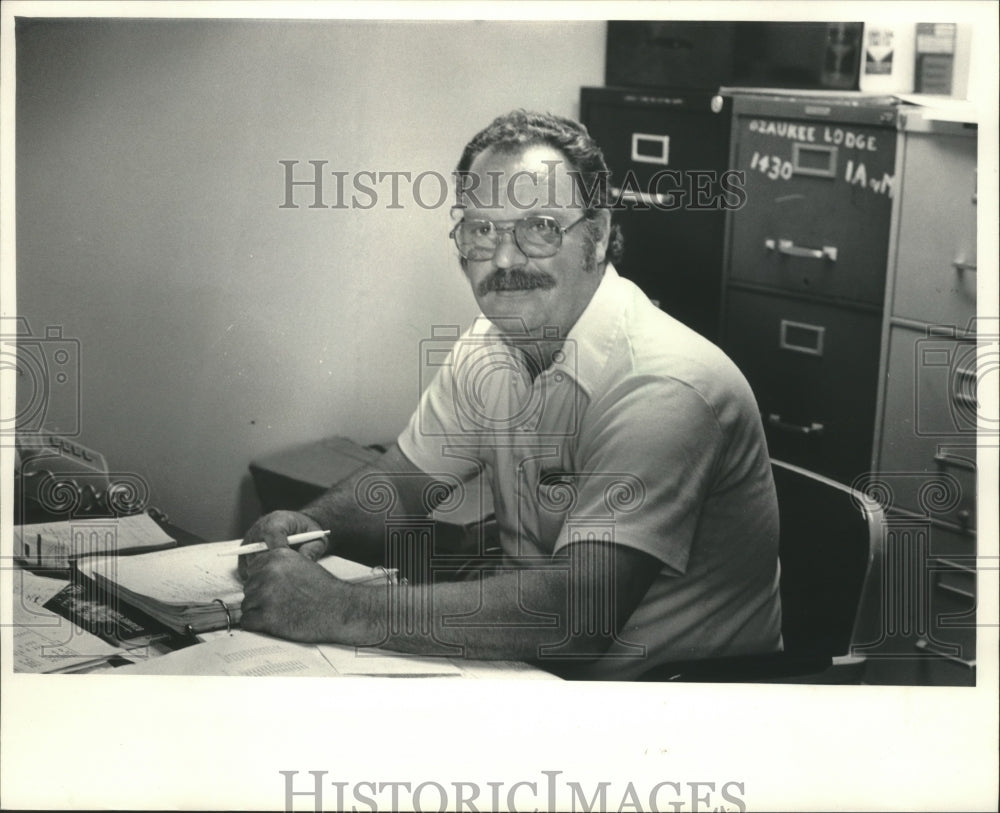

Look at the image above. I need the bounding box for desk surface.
[102,629,560,679]
[12,504,556,678]
[14,563,557,679]
[11,520,556,679]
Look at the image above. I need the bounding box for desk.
[103,629,561,679]
[11,513,556,679]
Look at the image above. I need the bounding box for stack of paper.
[114,630,561,679]
[14,512,177,569]
[11,568,125,673]
[115,631,340,677]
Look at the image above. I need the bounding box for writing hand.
[237,510,325,582]
[240,547,347,642]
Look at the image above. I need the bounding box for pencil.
[221,530,330,556]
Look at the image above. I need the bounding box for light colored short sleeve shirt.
[398,265,781,679]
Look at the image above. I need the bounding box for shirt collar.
[468,264,629,396]
[554,263,628,396]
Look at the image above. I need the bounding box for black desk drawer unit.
[581,86,732,341]
[721,93,899,484]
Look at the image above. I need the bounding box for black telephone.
[14,432,146,522]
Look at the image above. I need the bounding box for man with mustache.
[239,110,781,680]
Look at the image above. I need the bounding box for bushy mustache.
[477,268,557,296]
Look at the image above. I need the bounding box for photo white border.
[2,2,997,810]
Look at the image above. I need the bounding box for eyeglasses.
[450,214,589,260]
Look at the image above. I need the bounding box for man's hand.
[237,510,325,581]
[240,547,349,642]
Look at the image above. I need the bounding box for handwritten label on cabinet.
[747,118,880,152]
[749,151,793,180]
[745,118,893,197]
[845,159,894,195]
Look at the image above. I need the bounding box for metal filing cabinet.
[720,92,900,485]
[860,111,981,686]
[581,86,733,341]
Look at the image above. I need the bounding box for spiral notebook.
[74,540,394,635]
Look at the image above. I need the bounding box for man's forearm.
[298,444,439,565]
[241,535,656,666]
[338,566,610,662]
[298,479,389,564]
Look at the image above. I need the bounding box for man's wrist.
[334,581,388,647]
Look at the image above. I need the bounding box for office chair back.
[620,459,887,682]
[771,458,885,660]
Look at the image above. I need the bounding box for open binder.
[74,540,395,635]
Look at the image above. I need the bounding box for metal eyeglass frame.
[449,213,590,260]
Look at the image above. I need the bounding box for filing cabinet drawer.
[877,325,978,531]
[864,647,976,686]
[929,555,977,650]
[927,521,977,559]
[583,92,731,191]
[919,552,977,682]
[612,205,724,340]
[723,289,882,484]
[891,129,977,326]
[857,524,976,686]
[729,116,895,305]
[581,87,733,342]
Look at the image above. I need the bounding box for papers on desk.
[317,642,464,677]
[75,541,394,635]
[11,569,126,673]
[14,512,177,569]
[113,631,459,677]
[112,630,560,679]
[318,647,558,679]
[114,631,340,677]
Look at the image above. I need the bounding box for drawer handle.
[766,413,825,436]
[914,638,975,669]
[608,186,672,207]
[931,556,977,575]
[934,451,976,472]
[765,238,838,262]
[935,580,976,601]
[952,259,977,273]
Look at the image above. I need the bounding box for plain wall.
[15,19,606,539]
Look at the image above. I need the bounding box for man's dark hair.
[456,109,624,266]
